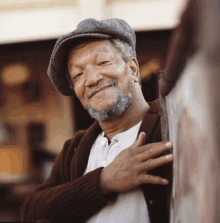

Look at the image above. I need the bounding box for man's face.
[67,40,135,121]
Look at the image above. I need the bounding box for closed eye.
[99,61,110,65]
[74,72,83,80]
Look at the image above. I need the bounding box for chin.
[89,99,117,111]
[90,105,112,112]
[87,93,132,122]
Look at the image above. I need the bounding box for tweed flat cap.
[47,18,136,96]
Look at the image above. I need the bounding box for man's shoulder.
[60,129,87,157]
[62,121,102,154]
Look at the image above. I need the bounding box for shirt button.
[101,140,106,146]
[149,200,155,206]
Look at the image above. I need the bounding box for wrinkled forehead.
[67,39,120,66]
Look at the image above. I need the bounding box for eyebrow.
[68,46,112,69]
[93,47,111,53]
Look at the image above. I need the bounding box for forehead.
[67,39,120,64]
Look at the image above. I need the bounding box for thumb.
[133,132,146,147]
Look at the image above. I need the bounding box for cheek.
[102,62,126,78]
[118,75,134,95]
[73,79,84,96]
[114,64,127,76]
[74,82,89,107]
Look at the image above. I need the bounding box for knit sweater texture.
[21,99,171,223]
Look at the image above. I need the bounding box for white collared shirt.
[84,121,150,223]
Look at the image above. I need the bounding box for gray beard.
[87,89,132,122]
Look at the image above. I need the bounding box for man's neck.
[99,101,149,140]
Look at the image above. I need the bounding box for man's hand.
[99,132,173,195]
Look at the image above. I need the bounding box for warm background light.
[0,146,27,174]
[1,63,30,86]
[140,59,162,81]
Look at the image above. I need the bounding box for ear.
[129,57,140,83]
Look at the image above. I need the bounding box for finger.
[137,141,173,160]
[138,154,173,171]
[138,174,169,185]
[132,132,146,148]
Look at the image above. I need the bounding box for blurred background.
[0,0,187,221]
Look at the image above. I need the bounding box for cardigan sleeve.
[20,136,109,223]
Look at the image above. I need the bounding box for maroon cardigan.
[21,99,171,223]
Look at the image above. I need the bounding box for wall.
[0,40,74,175]
[0,0,187,44]
[161,0,220,221]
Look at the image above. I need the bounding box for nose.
[84,67,103,87]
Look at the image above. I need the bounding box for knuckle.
[132,165,137,173]
[138,175,145,184]
[144,159,153,170]
[127,147,135,157]
[147,158,153,164]
[146,142,154,147]
[147,148,154,157]
[145,174,152,182]
[130,176,138,187]
[135,154,143,163]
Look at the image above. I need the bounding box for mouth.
[87,84,113,98]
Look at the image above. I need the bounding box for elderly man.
[21,18,172,223]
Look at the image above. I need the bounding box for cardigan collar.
[75,99,161,178]
[138,99,160,144]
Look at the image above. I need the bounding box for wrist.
[99,168,113,195]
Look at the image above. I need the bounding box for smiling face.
[67,39,139,121]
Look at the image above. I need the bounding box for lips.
[87,84,112,98]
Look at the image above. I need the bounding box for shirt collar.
[101,120,142,143]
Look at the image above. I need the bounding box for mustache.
[98,80,118,87]
[86,80,118,99]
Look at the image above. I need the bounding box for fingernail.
[165,154,173,160]
[162,179,169,184]
[165,142,173,147]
